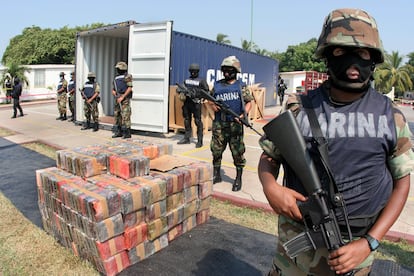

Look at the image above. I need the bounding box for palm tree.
[216,33,231,45]
[241,39,257,52]
[374,51,413,96]
[1,62,30,87]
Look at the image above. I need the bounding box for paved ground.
[0,100,413,275]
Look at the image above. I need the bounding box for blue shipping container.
[170,31,278,106]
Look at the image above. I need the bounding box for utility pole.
[250,0,254,45]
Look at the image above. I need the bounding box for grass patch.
[0,133,413,273]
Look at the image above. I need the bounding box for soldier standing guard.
[80,72,100,132]
[67,72,76,122]
[112,61,133,139]
[208,56,253,192]
[4,73,13,104]
[176,63,209,148]
[56,72,68,120]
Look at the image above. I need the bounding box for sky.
[0,0,413,65]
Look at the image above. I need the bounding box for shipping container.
[74,20,278,133]
[279,71,328,94]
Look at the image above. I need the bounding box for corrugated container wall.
[170,31,278,106]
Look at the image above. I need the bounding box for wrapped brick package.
[36,140,212,275]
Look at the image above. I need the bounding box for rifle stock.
[176,83,262,136]
[263,111,351,274]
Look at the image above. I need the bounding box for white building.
[0,64,74,103]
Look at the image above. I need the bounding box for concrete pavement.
[0,100,413,244]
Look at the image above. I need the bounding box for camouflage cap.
[115,61,128,70]
[315,8,384,63]
[59,72,65,76]
[87,72,96,78]
[221,55,241,73]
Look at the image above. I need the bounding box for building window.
[34,69,45,88]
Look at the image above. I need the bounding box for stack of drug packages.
[36,139,213,276]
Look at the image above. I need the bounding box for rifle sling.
[300,95,340,199]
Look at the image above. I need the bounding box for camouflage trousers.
[210,121,246,167]
[268,216,374,276]
[57,92,67,114]
[68,94,75,115]
[83,99,99,123]
[114,99,131,128]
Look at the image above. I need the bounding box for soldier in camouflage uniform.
[258,8,414,275]
[208,56,253,192]
[80,72,100,132]
[4,73,13,104]
[67,72,76,122]
[56,72,68,121]
[112,61,133,139]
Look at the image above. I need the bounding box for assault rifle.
[78,88,92,108]
[263,110,354,276]
[176,83,262,136]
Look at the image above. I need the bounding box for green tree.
[2,24,104,65]
[0,62,30,88]
[241,38,257,52]
[277,38,325,72]
[216,33,231,45]
[374,51,414,95]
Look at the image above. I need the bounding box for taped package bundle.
[87,174,149,215]
[56,146,108,177]
[108,154,150,179]
[36,139,213,275]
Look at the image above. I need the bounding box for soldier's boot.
[81,121,90,130]
[195,133,203,148]
[56,114,63,120]
[123,128,131,139]
[112,126,122,138]
[61,113,67,121]
[11,113,17,119]
[213,166,222,184]
[92,122,99,132]
[232,167,243,192]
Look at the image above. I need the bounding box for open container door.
[128,21,173,133]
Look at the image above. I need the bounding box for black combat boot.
[81,121,90,130]
[196,133,203,148]
[56,114,63,120]
[213,166,222,184]
[123,128,131,139]
[177,135,190,144]
[232,167,243,192]
[11,113,17,119]
[61,113,67,121]
[112,126,122,138]
[93,122,99,132]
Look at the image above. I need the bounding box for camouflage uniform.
[67,72,76,121]
[210,55,253,192]
[56,72,68,120]
[112,61,133,139]
[211,83,253,168]
[259,9,414,275]
[4,73,13,104]
[80,72,100,132]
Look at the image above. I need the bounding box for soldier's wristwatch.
[363,234,380,251]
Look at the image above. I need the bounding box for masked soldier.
[177,63,209,148]
[11,77,23,118]
[67,71,76,122]
[4,73,13,104]
[56,72,68,120]
[80,72,100,132]
[258,8,414,275]
[112,61,133,139]
[208,56,253,192]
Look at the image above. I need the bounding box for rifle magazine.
[282,231,316,259]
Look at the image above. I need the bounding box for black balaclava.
[326,49,375,93]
